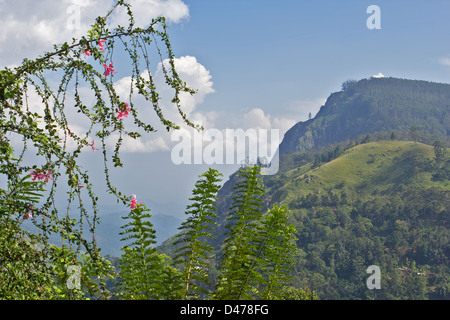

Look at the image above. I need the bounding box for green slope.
[270,141,449,208]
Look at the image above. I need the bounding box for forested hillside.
[266,141,450,299]
[279,77,450,154]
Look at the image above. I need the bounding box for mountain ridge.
[279,77,450,155]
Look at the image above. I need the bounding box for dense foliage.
[115,166,310,300]
[0,1,198,299]
[262,140,450,299]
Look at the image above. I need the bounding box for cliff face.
[279,77,450,155]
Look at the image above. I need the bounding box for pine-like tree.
[433,140,447,168]
[213,165,265,300]
[257,206,298,299]
[117,204,181,299]
[173,168,222,299]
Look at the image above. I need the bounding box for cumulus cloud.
[240,107,295,138]
[439,56,450,67]
[371,72,385,78]
[168,106,296,168]
[156,55,215,117]
[0,0,189,67]
[106,55,215,153]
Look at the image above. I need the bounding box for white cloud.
[242,108,272,130]
[156,55,215,116]
[109,55,215,153]
[110,0,189,27]
[0,0,189,67]
[439,56,450,67]
[167,107,295,166]
[371,72,385,78]
[239,107,295,138]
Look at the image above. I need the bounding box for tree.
[112,167,315,300]
[361,134,371,144]
[409,125,419,143]
[213,166,265,299]
[117,204,181,299]
[257,206,298,299]
[173,168,223,299]
[390,132,396,140]
[341,79,357,91]
[433,140,447,168]
[0,1,197,299]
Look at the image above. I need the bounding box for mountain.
[279,77,450,155]
[157,76,450,299]
[264,140,450,299]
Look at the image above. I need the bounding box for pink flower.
[30,171,39,181]
[42,170,52,182]
[130,194,143,210]
[84,48,92,56]
[24,206,33,220]
[98,39,106,51]
[30,170,52,182]
[103,62,116,77]
[90,139,99,151]
[116,103,131,120]
[116,110,126,120]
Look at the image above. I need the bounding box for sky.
[1,0,450,227]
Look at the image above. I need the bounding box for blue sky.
[1,1,450,243]
[167,0,450,119]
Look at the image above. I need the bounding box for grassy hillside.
[270,141,449,208]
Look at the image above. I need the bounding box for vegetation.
[116,204,180,299]
[0,1,199,299]
[115,166,309,300]
[173,168,222,299]
[262,140,450,299]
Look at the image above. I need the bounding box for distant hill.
[95,208,182,257]
[22,203,183,258]
[279,77,450,155]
